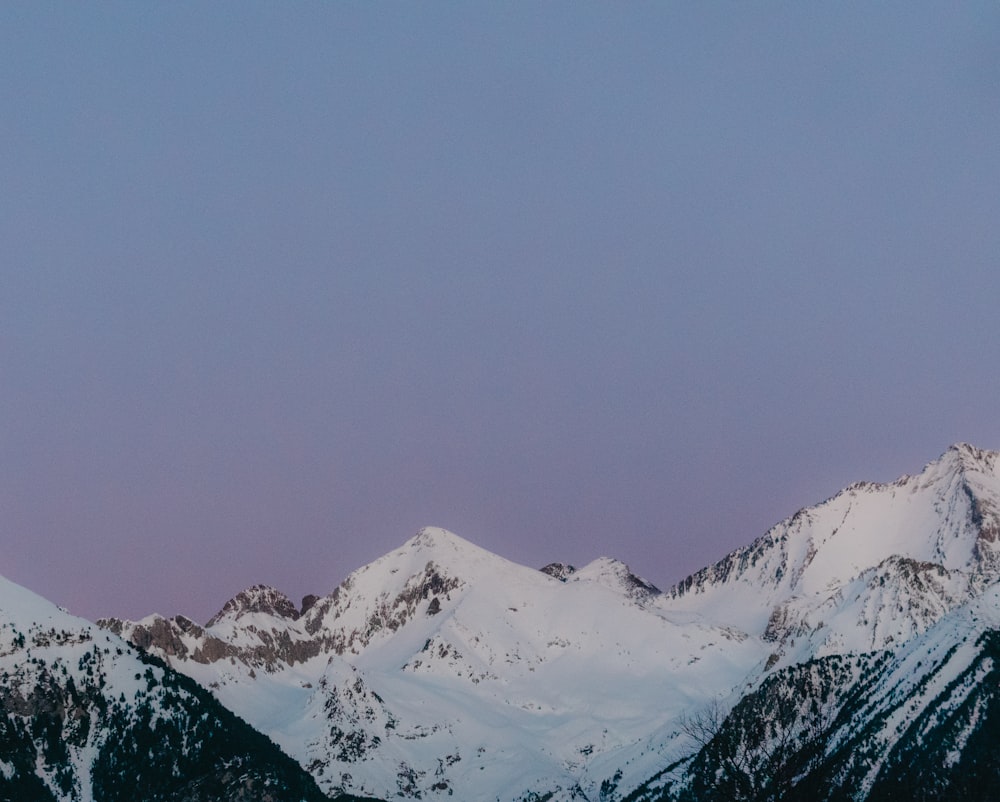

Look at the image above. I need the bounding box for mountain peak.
[206,584,300,627]
[391,526,508,573]
[406,526,471,551]
[924,442,998,480]
[946,441,994,460]
[573,557,661,602]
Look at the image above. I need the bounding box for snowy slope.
[629,584,1000,802]
[98,443,1000,801]
[104,527,768,801]
[660,443,1000,663]
[0,574,331,801]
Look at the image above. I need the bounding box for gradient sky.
[2,4,999,622]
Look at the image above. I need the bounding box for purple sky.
[2,4,999,622]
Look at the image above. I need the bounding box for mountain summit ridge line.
[4,442,1000,800]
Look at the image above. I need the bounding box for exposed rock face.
[0,581,331,801]
[99,584,328,672]
[100,614,200,659]
[307,561,464,656]
[206,584,301,625]
[102,549,478,672]
[300,594,320,615]
[540,562,577,581]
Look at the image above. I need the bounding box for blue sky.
[2,4,999,620]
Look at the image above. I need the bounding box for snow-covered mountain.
[13,442,1000,800]
[633,442,1000,801]
[661,443,1000,659]
[0,572,336,801]
[103,526,765,800]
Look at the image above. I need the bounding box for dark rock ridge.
[100,559,468,671]
[627,626,1000,802]
[99,595,329,671]
[540,562,577,581]
[206,584,302,625]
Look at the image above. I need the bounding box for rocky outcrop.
[206,584,301,625]
[308,562,464,656]
[99,585,331,672]
[540,562,577,581]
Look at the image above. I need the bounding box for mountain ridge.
[0,564,345,801]
[10,442,1000,800]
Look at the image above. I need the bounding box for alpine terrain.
[0,573,339,800]
[4,443,1000,800]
